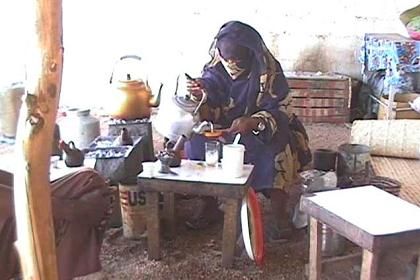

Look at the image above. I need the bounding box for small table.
[50,158,96,181]
[137,160,254,268]
[301,186,420,280]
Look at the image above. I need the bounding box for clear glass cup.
[205,141,220,166]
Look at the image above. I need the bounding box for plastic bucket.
[119,183,147,239]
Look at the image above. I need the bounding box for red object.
[246,188,265,266]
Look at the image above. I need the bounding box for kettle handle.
[193,90,207,115]
[109,55,142,84]
[68,141,76,149]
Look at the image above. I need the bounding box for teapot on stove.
[109,55,162,120]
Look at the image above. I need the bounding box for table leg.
[308,217,322,280]
[222,198,240,268]
[361,249,379,280]
[163,192,176,239]
[415,252,420,280]
[146,191,160,260]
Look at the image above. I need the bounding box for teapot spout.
[149,83,163,107]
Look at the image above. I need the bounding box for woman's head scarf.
[204,21,289,114]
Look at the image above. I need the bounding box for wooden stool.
[301,186,420,280]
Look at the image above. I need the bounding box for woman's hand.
[227,116,260,134]
[186,78,205,100]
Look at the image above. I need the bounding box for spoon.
[233,133,241,145]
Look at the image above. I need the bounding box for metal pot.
[109,55,161,120]
[337,143,371,188]
[154,75,207,141]
[313,149,337,171]
[337,143,371,177]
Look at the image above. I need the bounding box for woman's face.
[217,40,252,79]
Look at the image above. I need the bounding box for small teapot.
[59,140,85,167]
[117,128,133,146]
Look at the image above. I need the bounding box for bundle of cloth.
[0,168,113,280]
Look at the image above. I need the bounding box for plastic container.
[222,144,245,177]
[0,85,24,138]
[59,108,100,149]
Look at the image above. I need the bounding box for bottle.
[59,108,100,149]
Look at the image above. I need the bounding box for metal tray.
[84,136,135,159]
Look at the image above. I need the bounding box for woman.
[0,168,113,280]
[186,21,312,238]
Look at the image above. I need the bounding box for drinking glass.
[205,141,220,166]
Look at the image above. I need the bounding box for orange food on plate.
[203,130,223,138]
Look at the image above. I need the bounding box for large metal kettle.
[154,74,207,141]
[109,55,162,120]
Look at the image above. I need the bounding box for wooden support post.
[13,0,63,278]
[222,198,240,268]
[146,191,161,260]
[163,192,176,239]
[308,217,322,280]
[360,249,379,280]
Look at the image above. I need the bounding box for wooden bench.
[301,186,420,280]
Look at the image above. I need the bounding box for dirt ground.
[75,123,417,280]
[0,122,416,279]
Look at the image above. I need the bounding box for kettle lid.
[173,95,199,113]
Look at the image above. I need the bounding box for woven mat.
[371,156,420,206]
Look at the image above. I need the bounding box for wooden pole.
[13,0,63,278]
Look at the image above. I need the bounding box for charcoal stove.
[85,135,144,184]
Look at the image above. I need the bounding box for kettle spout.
[149,83,163,107]
[192,121,214,134]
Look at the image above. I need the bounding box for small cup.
[205,141,220,167]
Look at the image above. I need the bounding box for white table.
[50,158,96,181]
[301,186,420,280]
[137,160,254,267]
